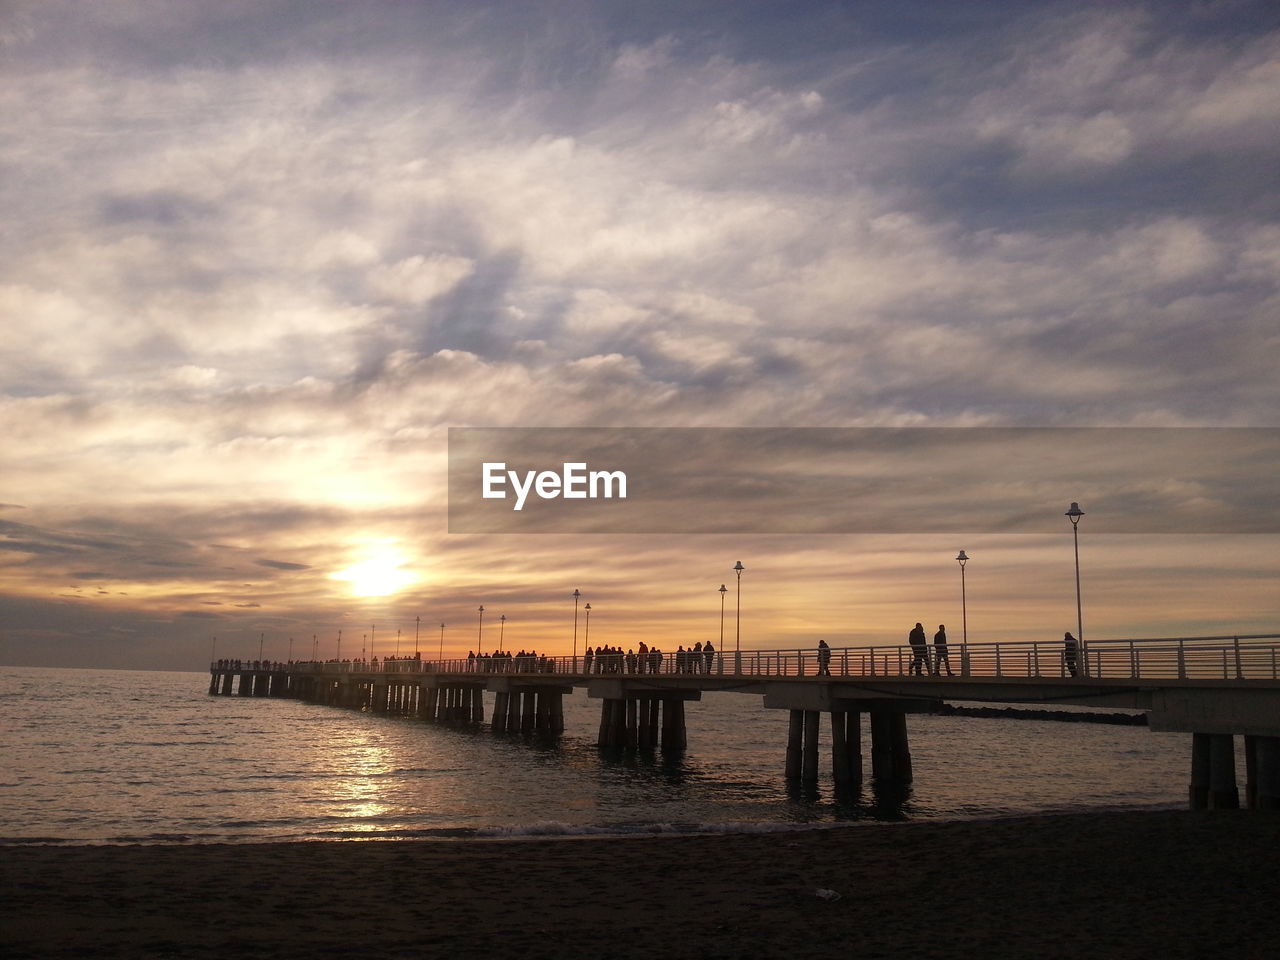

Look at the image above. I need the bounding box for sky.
[1,0,1278,670]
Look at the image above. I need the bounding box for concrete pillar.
[597,698,611,745]
[521,689,536,732]
[870,706,892,780]
[801,710,820,782]
[646,699,660,747]
[831,711,851,785]
[847,710,863,785]
[785,710,803,779]
[492,691,509,729]
[1209,733,1239,809]
[890,709,913,783]
[624,699,638,748]
[1255,736,1280,810]
[1245,735,1258,809]
[536,692,551,732]
[550,693,565,735]
[661,698,687,751]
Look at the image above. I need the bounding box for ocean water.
[0,666,1195,844]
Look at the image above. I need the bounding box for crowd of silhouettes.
[466,650,557,673]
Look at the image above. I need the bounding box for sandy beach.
[2,810,1277,960]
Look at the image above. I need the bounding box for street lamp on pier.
[1065,501,1085,674]
[499,614,506,653]
[955,550,969,646]
[584,603,591,650]
[733,561,745,674]
[477,605,485,651]
[719,584,727,650]
[572,589,581,664]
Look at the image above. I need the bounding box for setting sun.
[331,543,417,598]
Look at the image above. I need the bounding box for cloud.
[1,1,1277,667]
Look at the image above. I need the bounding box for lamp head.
[734,560,744,573]
[956,549,969,566]
[719,584,727,594]
[1065,501,1085,525]
[584,603,591,612]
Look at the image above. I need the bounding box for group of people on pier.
[907,623,955,677]
[214,659,287,672]
[583,641,717,675]
[467,650,557,674]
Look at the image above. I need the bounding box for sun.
[331,543,417,598]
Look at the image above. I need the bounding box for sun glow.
[331,542,418,598]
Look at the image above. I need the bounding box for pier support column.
[521,689,536,732]
[801,710,820,783]
[625,699,638,748]
[550,693,565,735]
[785,710,803,779]
[661,698,687,751]
[869,704,912,783]
[1208,733,1239,809]
[598,698,619,747]
[1254,736,1280,810]
[492,692,509,730]
[1189,733,1211,809]
[536,692,552,732]
[831,710,861,786]
[1245,735,1258,809]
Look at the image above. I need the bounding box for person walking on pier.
[703,640,715,674]
[816,638,832,676]
[1063,631,1079,677]
[908,622,929,676]
[933,625,953,676]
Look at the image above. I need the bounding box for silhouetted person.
[816,638,832,676]
[908,622,929,676]
[1063,631,1079,677]
[703,640,715,674]
[933,624,953,676]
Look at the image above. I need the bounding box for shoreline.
[3,809,1276,959]
[0,801,1190,847]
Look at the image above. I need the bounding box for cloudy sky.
[2,0,1278,670]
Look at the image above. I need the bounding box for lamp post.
[336,629,342,660]
[719,584,727,649]
[584,603,591,650]
[395,628,401,658]
[733,561,744,674]
[499,614,506,653]
[288,636,294,661]
[438,622,445,663]
[956,550,969,646]
[258,632,264,661]
[572,589,582,663]
[477,605,485,651]
[370,623,376,661]
[1065,501,1085,674]
[414,615,420,657]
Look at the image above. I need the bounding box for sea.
[0,665,1198,845]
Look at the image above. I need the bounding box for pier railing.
[218,634,1280,683]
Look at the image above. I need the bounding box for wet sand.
[3,810,1277,960]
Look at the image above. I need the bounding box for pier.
[210,633,1280,809]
